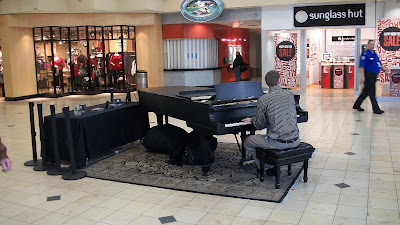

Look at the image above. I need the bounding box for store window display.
[33,25,136,96]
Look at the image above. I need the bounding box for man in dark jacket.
[233,52,244,81]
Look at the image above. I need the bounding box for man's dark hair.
[265,70,280,87]
[368,40,375,44]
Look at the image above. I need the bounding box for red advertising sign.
[377,19,400,83]
[348,65,354,88]
[274,34,297,88]
[390,68,400,97]
[333,65,344,88]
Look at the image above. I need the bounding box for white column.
[300,29,306,93]
[355,28,361,94]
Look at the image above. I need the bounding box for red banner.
[390,67,400,97]
[333,65,344,88]
[377,19,400,83]
[274,34,297,88]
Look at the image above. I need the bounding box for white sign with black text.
[294,4,365,27]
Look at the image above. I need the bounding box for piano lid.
[214,81,264,103]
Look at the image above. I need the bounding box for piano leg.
[198,132,212,176]
[156,113,163,125]
[239,130,254,166]
[240,131,247,161]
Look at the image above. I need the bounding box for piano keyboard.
[225,121,252,128]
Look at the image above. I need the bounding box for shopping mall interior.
[1,0,400,224]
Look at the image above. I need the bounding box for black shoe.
[352,106,364,111]
[373,110,384,114]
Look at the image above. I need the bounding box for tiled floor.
[1,86,400,225]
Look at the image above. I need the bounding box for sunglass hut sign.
[294,4,365,27]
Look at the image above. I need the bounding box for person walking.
[0,137,12,173]
[233,52,244,82]
[353,40,388,114]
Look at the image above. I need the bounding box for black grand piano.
[138,81,308,175]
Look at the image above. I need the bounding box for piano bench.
[256,142,315,189]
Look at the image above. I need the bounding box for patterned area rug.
[84,143,303,202]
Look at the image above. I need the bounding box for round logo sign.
[334,68,343,76]
[276,41,296,61]
[181,0,224,22]
[379,27,400,51]
[392,74,400,84]
[295,10,308,24]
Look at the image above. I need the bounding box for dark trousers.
[234,67,241,81]
[353,71,381,112]
[111,70,121,88]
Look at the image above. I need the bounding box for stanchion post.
[110,88,114,102]
[24,101,42,166]
[61,106,86,180]
[126,88,131,102]
[34,103,54,171]
[47,105,70,176]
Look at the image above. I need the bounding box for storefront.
[261,1,400,98]
[0,13,164,100]
[162,23,250,85]
[34,26,136,96]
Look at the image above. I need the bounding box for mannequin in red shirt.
[109,53,122,88]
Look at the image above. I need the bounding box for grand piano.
[138,81,308,175]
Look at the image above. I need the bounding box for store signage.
[332,36,355,42]
[276,41,296,61]
[294,4,365,27]
[181,0,224,22]
[392,73,400,84]
[334,68,343,76]
[379,27,400,51]
[233,20,240,28]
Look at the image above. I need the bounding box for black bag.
[239,63,248,72]
[182,131,218,165]
[143,124,188,165]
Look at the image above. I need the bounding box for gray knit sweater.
[250,86,299,141]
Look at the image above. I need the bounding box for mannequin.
[130,60,136,88]
[53,54,65,87]
[75,52,88,90]
[109,52,123,88]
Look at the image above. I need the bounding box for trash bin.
[135,70,148,89]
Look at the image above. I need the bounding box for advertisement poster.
[390,67,400,97]
[275,33,297,88]
[377,19,400,83]
[333,65,344,88]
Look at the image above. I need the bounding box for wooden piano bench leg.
[288,164,292,176]
[275,166,281,189]
[303,160,309,183]
[259,163,265,182]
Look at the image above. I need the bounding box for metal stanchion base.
[33,164,56,172]
[62,170,87,180]
[47,167,71,176]
[24,159,42,167]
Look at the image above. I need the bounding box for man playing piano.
[241,70,300,174]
